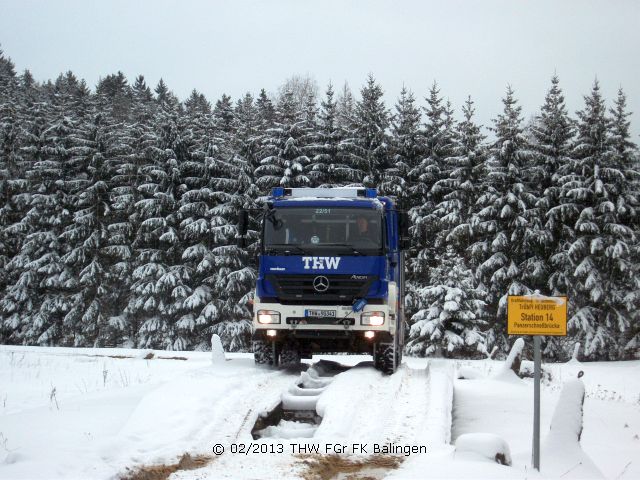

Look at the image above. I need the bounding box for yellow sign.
[507,295,567,336]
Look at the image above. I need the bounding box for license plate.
[305,309,337,318]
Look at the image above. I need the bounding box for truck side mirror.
[399,211,411,250]
[237,209,249,248]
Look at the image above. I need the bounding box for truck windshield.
[263,207,383,255]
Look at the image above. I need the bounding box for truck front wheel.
[279,342,301,367]
[375,341,397,375]
[253,339,277,366]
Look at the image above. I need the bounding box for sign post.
[533,335,541,470]
[507,293,567,471]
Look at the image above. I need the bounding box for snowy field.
[0,345,638,480]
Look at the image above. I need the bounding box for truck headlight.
[361,311,385,326]
[257,310,281,324]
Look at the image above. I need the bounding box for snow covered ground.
[0,346,638,480]
[449,358,640,479]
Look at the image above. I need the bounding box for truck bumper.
[252,301,397,334]
[252,300,396,356]
[252,327,393,356]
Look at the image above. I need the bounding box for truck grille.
[266,274,377,305]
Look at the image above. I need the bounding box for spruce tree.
[127,136,184,348]
[408,83,455,290]
[175,104,218,350]
[6,109,78,344]
[471,86,536,353]
[341,74,390,187]
[384,87,422,197]
[183,89,210,117]
[255,89,310,190]
[213,94,234,132]
[233,93,260,170]
[526,75,573,289]
[0,48,22,336]
[210,94,234,157]
[0,102,22,289]
[60,113,116,346]
[434,97,487,256]
[525,76,575,358]
[300,90,323,187]
[132,75,153,104]
[311,83,341,186]
[96,72,132,121]
[0,47,18,100]
[607,88,640,357]
[196,152,258,351]
[406,246,486,357]
[562,82,638,359]
[255,88,276,131]
[0,103,47,342]
[104,84,160,345]
[154,78,179,110]
[0,65,26,341]
[19,70,40,107]
[336,82,355,129]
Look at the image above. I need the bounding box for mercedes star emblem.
[313,275,330,292]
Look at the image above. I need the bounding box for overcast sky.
[1,0,639,138]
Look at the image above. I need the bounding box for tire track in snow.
[123,365,302,480]
[314,362,402,443]
[313,364,373,440]
[195,361,354,480]
[113,363,300,472]
[346,366,403,442]
[420,360,455,446]
[205,367,302,443]
[381,363,431,446]
[194,360,433,480]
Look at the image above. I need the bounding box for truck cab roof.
[269,187,393,210]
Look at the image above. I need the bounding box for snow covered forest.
[0,48,638,360]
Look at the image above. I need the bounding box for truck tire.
[373,343,383,370]
[279,342,301,367]
[253,339,276,366]
[396,344,403,367]
[375,342,397,375]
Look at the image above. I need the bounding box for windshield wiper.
[319,243,366,255]
[264,244,311,255]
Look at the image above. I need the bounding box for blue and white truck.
[237,187,410,374]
